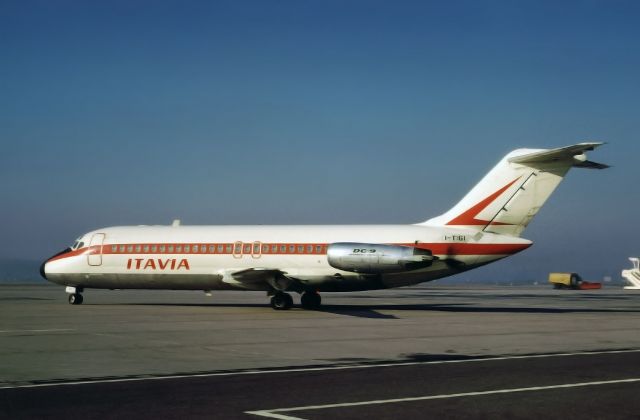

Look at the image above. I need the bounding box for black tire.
[270,292,292,310]
[285,293,293,308]
[300,292,322,309]
[69,293,83,305]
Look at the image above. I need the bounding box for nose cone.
[40,248,71,282]
[40,259,48,280]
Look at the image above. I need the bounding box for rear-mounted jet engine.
[327,242,434,274]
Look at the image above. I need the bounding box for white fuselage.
[40,142,607,308]
[44,224,531,292]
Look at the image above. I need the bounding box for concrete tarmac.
[1,284,640,418]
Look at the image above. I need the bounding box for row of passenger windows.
[108,243,327,255]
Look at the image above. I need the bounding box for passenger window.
[151,245,157,252]
[243,244,251,253]
[281,245,287,252]
[272,245,278,253]
[143,245,149,252]
[176,245,182,252]
[127,245,133,252]
[226,244,232,253]
[262,245,269,253]
[307,245,313,253]
[135,245,141,252]
[112,245,117,252]
[168,245,174,253]
[209,245,216,253]
[159,245,166,252]
[254,244,261,253]
[185,245,191,253]
[119,245,125,252]
[289,245,295,253]
[234,244,242,253]
[316,245,322,253]
[298,245,304,253]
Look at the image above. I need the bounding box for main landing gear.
[300,291,321,310]
[270,292,294,310]
[269,291,322,310]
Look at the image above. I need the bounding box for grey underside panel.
[47,273,243,291]
[46,261,475,292]
[48,273,391,292]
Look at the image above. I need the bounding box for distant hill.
[0,259,45,283]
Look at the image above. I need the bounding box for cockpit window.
[71,238,83,250]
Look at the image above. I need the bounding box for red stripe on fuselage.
[47,248,91,262]
[404,242,531,255]
[47,241,530,263]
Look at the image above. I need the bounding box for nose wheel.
[68,293,83,305]
[270,292,293,310]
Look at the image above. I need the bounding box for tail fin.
[420,142,607,237]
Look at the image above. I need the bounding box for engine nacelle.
[327,242,434,274]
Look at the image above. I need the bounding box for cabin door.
[87,233,105,266]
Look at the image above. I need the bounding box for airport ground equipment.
[621,258,640,290]
[548,273,602,290]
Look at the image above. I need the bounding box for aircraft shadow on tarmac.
[119,302,640,319]
[315,304,640,318]
[122,302,398,319]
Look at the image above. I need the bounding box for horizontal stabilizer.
[508,142,608,169]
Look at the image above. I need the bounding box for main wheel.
[68,293,83,305]
[270,292,293,310]
[300,291,322,309]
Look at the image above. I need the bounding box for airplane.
[41,142,607,310]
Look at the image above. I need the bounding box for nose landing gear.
[66,286,84,305]
[68,293,83,305]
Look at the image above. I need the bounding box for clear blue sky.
[1,1,638,281]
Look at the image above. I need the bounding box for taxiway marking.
[0,329,75,334]
[1,348,638,390]
[246,378,640,419]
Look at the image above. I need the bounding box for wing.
[508,142,609,169]
[219,268,294,291]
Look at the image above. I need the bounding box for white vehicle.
[41,143,607,309]
[622,258,640,290]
